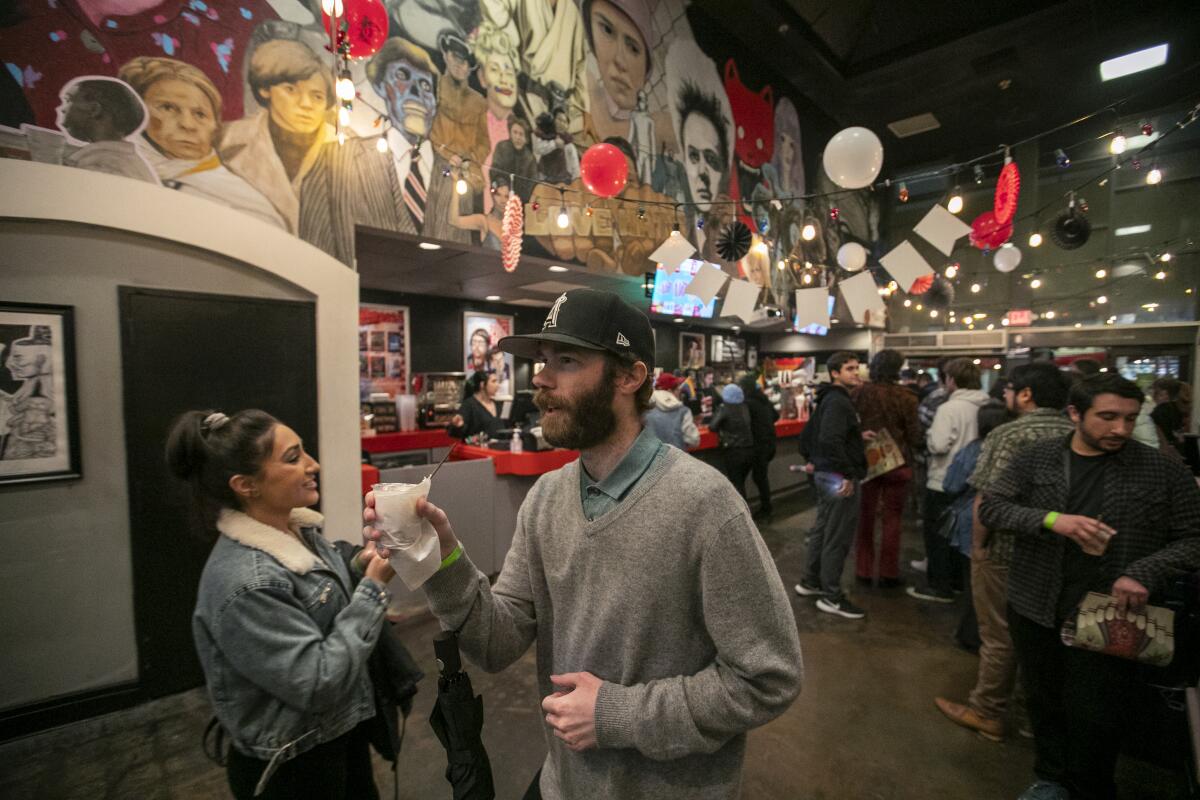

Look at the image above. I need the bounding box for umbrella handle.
[434,630,462,677]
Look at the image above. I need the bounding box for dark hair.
[603,352,653,412]
[944,357,981,390]
[463,370,490,400]
[916,372,933,387]
[978,401,1013,439]
[1071,358,1102,379]
[900,368,918,381]
[1152,376,1185,401]
[676,80,730,169]
[72,79,146,137]
[1009,362,1070,410]
[869,349,903,383]
[1068,373,1145,415]
[165,409,278,537]
[827,350,859,375]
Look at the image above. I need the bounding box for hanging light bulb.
[375,136,388,153]
[1095,268,1107,279]
[321,0,344,15]
[1109,130,1127,155]
[556,206,569,229]
[335,70,356,103]
[1097,295,1108,304]
[829,207,840,222]
[970,283,981,293]
[930,309,939,318]
[973,164,984,184]
[1160,252,1172,262]
[1030,277,1043,289]
[1155,270,1167,280]
[915,304,923,311]
[1146,166,1163,185]
[898,182,910,202]
[903,298,912,308]
[455,171,468,195]
[777,259,786,271]
[947,188,963,214]
[337,105,351,127]
[802,272,813,285]
[1001,317,1009,326]
[1028,232,1043,248]
[801,222,816,241]
[337,130,346,146]
[1055,149,1070,168]
[1044,310,1056,320]
[637,206,646,220]
[584,205,594,217]
[945,264,959,279]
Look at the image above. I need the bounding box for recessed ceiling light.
[418,241,442,250]
[887,112,940,139]
[548,265,569,272]
[485,295,501,301]
[673,317,684,323]
[1114,224,1151,236]
[1100,44,1168,81]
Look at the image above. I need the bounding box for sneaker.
[794,581,825,597]
[934,697,1004,742]
[906,585,955,604]
[1017,781,1069,800]
[816,596,867,619]
[910,558,928,573]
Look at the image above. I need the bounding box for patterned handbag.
[1060,591,1175,666]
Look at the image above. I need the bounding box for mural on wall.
[0,0,878,317]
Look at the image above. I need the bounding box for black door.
[119,287,318,698]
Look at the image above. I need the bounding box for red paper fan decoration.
[969,210,1012,251]
[501,191,523,272]
[909,274,934,295]
[993,161,1021,224]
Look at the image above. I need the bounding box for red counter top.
[361,429,455,453]
[451,444,580,476]
[361,463,380,495]
[692,418,806,451]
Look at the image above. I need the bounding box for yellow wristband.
[440,545,463,571]
[1043,511,1059,530]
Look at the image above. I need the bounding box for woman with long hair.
[166,409,393,799]
[448,370,506,440]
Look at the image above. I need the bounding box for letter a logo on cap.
[616,332,630,347]
[544,293,567,330]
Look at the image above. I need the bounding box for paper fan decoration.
[1051,208,1091,250]
[909,274,934,295]
[716,221,753,261]
[926,277,956,307]
[969,211,1013,251]
[501,191,524,272]
[994,161,1020,224]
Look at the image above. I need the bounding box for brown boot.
[934,697,1004,742]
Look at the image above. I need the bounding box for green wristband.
[1043,511,1059,530]
[440,544,463,571]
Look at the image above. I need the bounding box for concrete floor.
[1,486,1192,799]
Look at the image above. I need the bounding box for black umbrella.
[429,631,495,800]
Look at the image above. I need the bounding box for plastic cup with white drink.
[372,478,442,590]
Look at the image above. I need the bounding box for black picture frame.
[0,302,82,485]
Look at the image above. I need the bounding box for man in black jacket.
[740,374,780,520]
[979,373,1200,800]
[796,351,871,619]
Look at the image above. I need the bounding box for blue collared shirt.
[578,427,666,521]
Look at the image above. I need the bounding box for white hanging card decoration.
[649,231,698,275]
[880,240,935,293]
[840,271,885,324]
[684,261,730,305]
[794,288,831,330]
[913,204,973,256]
[721,278,761,322]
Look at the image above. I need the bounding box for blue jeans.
[804,472,860,600]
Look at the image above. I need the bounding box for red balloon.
[323,0,388,60]
[580,143,629,198]
[969,210,1012,251]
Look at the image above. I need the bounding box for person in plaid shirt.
[979,373,1200,800]
[934,363,1072,743]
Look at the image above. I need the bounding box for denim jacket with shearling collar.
[192,507,389,795]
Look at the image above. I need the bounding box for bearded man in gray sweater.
[365,288,803,799]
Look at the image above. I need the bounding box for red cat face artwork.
[723,59,774,169]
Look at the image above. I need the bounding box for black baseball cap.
[498,289,655,367]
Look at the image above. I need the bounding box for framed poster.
[0,303,81,485]
[679,332,705,370]
[359,304,410,400]
[464,312,514,399]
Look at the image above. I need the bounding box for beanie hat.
[721,384,744,404]
[655,373,682,391]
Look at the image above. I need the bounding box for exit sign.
[1007,309,1033,326]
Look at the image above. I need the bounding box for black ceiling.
[695,0,1200,171]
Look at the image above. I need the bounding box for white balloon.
[822,127,884,190]
[837,242,867,271]
[994,244,1022,273]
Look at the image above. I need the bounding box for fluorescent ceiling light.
[1114,224,1151,236]
[548,265,569,272]
[417,241,442,250]
[1100,44,1168,81]
[485,295,501,301]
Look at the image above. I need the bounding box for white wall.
[760,329,873,353]
[0,161,359,710]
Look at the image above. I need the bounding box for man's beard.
[1079,424,1128,453]
[535,376,618,450]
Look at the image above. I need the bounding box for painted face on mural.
[588,0,649,112]
[380,57,437,137]
[509,120,528,151]
[261,74,327,135]
[480,52,518,112]
[444,49,471,83]
[142,78,218,160]
[682,113,724,211]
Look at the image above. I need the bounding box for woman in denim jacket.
[167,409,395,799]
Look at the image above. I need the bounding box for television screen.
[649,259,718,318]
[793,296,836,335]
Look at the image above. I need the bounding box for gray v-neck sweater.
[424,446,803,799]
